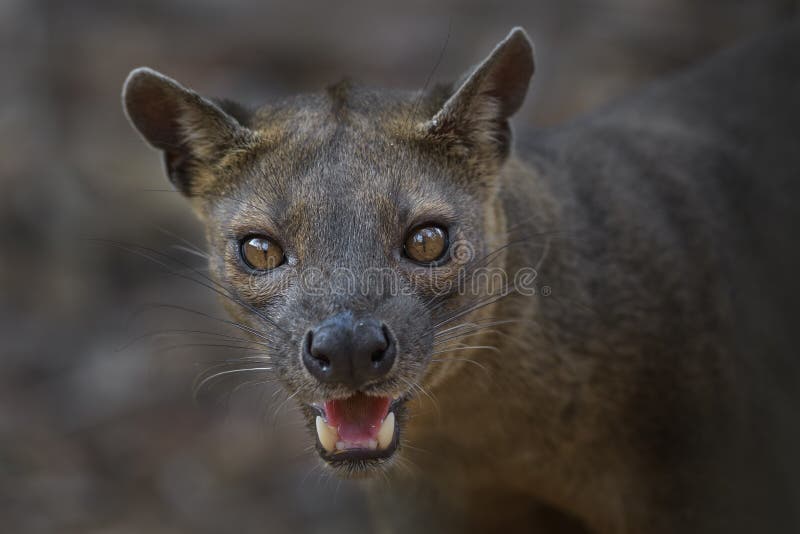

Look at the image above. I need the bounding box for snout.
[302,311,397,389]
[295,302,431,471]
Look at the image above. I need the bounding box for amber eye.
[240,235,285,271]
[404,224,449,264]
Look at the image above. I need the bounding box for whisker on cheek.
[399,376,441,424]
[170,244,211,261]
[433,328,502,346]
[155,342,267,353]
[269,388,302,426]
[117,328,272,353]
[93,238,289,337]
[431,344,500,355]
[153,225,209,259]
[131,303,277,344]
[229,378,281,397]
[192,366,274,399]
[430,357,490,374]
[434,317,531,338]
[431,288,514,332]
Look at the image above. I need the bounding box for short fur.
[123,24,800,533]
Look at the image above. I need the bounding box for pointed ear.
[425,27,534,158]
[122,67,250,196]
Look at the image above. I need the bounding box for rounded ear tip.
[122,67,181,97]
[121,68,188,123]
[121,67,187,145]
[128,66,158,76]
[123,67,154,98]
[506,27,534,52]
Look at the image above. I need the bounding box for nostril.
[382,324,392,348]
[314,352,331,369]
[370,324,395,368]
[370,349,385,364]
[304,331,331,369]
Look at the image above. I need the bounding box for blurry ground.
[1,0,797,532]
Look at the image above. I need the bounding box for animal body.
[123,22,800,533]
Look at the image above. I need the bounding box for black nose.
[302,312,396,389]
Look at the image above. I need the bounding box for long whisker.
[90,238,288,336]
[433,318,530,343]
[195,356,274,387]
[117,328,270,352]
[270,388,301,426]
[427,228,570,307]
[425,235,547,312]
[203,355,273,366]
[433,318,546,347]
[434,317,519,337]
[154,342,267,353]
[153,225,209,259]
[431,344,500,356]
[193,355,271,379]
[430,357,489,374]
[170,244,210,260]
[130,303,275,344]
[230,377,280,396]
[399,376,441,424]
[431,287,515,331]
[193,366,274,399]
[433,328,502,347]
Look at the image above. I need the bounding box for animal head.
[122,28,534,476]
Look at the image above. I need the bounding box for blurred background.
[1,0,797,532]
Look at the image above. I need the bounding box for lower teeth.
[315,411,396,453]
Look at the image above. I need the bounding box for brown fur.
[122,24,800,533]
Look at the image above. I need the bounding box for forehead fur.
[249,80,434,141]
[204,80,485,210]
[207,82,444,199]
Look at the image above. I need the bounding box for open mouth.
[312,393,401,463]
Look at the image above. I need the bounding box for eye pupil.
[241,236,285,271]
[404,225,448,264]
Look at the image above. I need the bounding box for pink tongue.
[324,394,391,442]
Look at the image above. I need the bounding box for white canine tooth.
[377,412,395,450]
[315,416,338,453]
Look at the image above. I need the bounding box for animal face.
[123,28,533,476]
